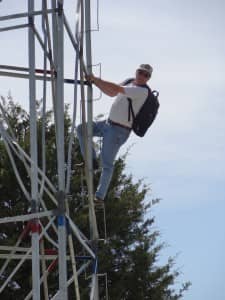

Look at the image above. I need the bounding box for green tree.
[0,97,190,299]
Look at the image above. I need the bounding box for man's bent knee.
[102,161,114,172]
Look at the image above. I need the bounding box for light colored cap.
[137,64,153,76]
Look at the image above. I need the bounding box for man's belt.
[108,119,131,131]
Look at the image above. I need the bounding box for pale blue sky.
[1,1,225,299]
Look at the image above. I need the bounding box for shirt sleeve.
[123,86,148,101]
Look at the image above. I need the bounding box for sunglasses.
[137,70,150,78]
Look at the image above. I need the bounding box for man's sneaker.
[75,162,84,168]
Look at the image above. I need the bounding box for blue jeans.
[76,120,130,200]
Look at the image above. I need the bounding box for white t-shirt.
[108,82,148,128]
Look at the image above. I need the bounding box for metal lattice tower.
[0,1,105,299]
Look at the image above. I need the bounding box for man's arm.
[87,75,125,97]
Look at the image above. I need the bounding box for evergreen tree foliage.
[0,97,190,299]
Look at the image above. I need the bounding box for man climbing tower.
[77,64,153,205]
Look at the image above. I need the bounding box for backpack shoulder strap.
[120,78,135,86]
[127,98,135,122]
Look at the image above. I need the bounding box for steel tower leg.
[85,0,100,299]
[54,1,68,299]
[28,1,40,300]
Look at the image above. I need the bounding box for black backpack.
[123,78,159,137]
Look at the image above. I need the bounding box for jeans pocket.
[116,132,129,146]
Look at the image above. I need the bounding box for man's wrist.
[93,76,100,85]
